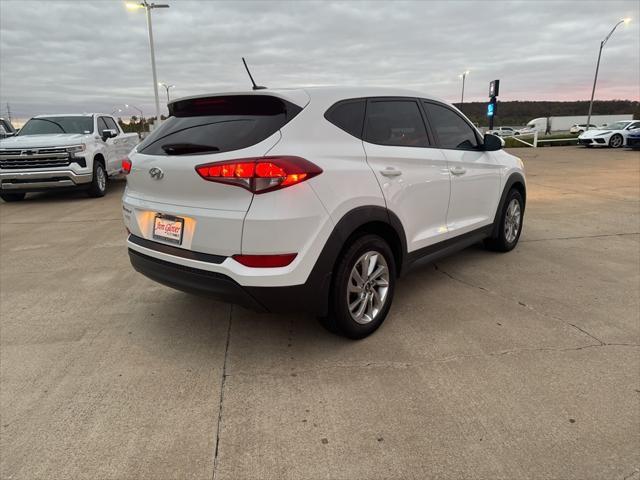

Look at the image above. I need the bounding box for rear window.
[18,116,94,136]
[138,95,302,156]
[324,99,365,138]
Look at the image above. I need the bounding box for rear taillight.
[232,253,297,268]
[195,156,322,194]
[122,157,132,175]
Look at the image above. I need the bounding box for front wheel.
[609,134,623,148]
[320,234,396,339]
[87,160,107,197]
[484,189,524,252]
[0,192,26,202]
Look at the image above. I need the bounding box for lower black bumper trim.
[128,249,326,314]
[129,249,267,312]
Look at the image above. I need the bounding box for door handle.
[380,167,402,177]
[450,166,467,176]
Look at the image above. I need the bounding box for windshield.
[606,121,630,131]
[18,116,94,136]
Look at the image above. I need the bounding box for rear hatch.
[124,92,308,256]
[127,93,307,210]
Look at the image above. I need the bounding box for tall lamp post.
[124,104,144,133]
[586,18,631,130]
[126,1,170,125]
[159,82,175,104]
[459,70,470,104]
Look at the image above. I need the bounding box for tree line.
[454,100,640,127]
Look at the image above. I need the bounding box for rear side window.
[364,100,429,147]
[138,95,302,156]
[423,102,479,150]
[104,117,119,134]
[324,99,365,138]
[97,117,109,136]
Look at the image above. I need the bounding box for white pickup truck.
[0,113,138,202]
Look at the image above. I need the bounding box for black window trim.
[323,97,368,139]
[362,96,434,148]
[420,99,484,151]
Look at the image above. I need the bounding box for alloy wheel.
[610,135,623,148]
[96,165,106,192]
[347,251,390,324]
[504,198,521,244]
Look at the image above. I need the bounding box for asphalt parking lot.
[1,146,639,480]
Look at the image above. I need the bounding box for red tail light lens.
[232,253,297,268]
[195,156,321,194]
[122,157,132,174]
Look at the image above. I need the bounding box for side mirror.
[102,129,117,141]
[483,133,503,151]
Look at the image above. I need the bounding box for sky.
[0,0,638,123]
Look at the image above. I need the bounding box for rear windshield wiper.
[161,143,220,155]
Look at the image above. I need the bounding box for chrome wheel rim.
[347,251,390,325]
[96,165,106,192]
[611,135,622,148]
[504,199,521,244]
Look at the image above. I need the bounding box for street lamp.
[124,104,144,118]
[112,108,123,116]
[459,70,470,104]
[125,1,170,125]
[586,18,631,130]
[159,82,175,103]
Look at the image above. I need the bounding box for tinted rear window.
[138,95,302,156]
[325,99,365,138]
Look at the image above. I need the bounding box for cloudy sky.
[1,0,638,123]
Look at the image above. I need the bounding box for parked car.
[487,126,518,137]
[578,120,640,148]
[569,123,598,134]
[122,87,526,339]
[626,127,640,150]
[0,113,138,201]
[0,118,17,139]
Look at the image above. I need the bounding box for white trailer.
[524,114,633,133]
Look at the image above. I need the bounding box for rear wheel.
[87,160,107,197]
[609,134,623,148]
[484,189,524,252]
[320,234,396,339]
[0,192,26,202]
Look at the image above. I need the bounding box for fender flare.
[491,172,526,238]
[287,205,407,316]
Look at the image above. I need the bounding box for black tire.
[0,192,26,202]
[484,189,524,252]
[87,159,107,197]
[320,234,396,339]
[609,134,624,149]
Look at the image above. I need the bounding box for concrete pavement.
[1,146,639,479]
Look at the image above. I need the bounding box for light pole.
[124,104,144,118]
[159,82,175,103]
[124,104,144,133]
[126,1,170,125]
[459,70,470,104]
[586,18,631,130]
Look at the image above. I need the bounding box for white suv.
[122,87,526,338]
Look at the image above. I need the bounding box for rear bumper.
[128,247,330,314]
[129,249,268,311]
[0,169,92,192]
